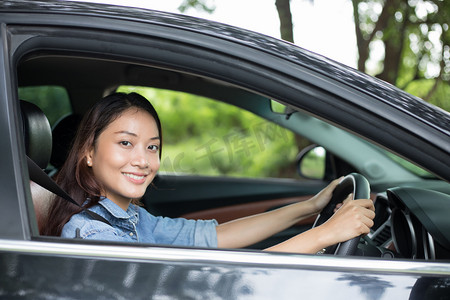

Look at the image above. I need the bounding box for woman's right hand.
[318,194,375,247]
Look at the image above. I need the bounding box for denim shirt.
[61,198,218,247]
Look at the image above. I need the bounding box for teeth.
[124,173,145,180]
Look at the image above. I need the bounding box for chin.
[127,191,146,200]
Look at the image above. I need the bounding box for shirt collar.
[91,197,139,220]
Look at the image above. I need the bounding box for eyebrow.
[115,131,160,141]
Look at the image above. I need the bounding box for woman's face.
[86,108,160,209]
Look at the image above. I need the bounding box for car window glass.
[271,100,288,114]
[18,86,72,126]
[117,86,302,179]
[384,151,433,178]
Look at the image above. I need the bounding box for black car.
[1,0,449,298]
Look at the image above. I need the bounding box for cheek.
[93,146,128,170]
[152,156,161,170]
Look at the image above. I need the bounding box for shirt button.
[129,232,134,236]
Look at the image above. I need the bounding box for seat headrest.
[50,113,82,169]
[20,101,52,169]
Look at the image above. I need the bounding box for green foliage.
[117,86,298,178]
[404,79,450,111]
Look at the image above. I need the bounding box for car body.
[1,0,450,298]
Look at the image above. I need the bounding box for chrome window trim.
[2,239,450,275]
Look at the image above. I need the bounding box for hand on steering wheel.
[312,173,371,256]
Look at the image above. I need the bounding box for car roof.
[3,0,449,136]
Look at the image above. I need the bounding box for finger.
[343,193,354,204]
[353,199,375,211]
[334,176,345,186]
[345,211,374,236]
[354,206,376,231]
[360,214,375,232]
[333,203,343,213]
[323,177,343,194]
[361,204,376,218]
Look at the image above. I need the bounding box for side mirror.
[296,144,326,180]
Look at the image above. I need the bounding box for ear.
[85,148,94,167]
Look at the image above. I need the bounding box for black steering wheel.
[312,173,370,256]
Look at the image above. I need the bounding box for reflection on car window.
[18,86,72,126]
[117,86,301,179]
[384,151,434,178]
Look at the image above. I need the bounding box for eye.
[148,145,159,152]
[120,141,132,147]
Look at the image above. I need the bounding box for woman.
[43,92,375,253]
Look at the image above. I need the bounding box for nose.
[131,148,149,169]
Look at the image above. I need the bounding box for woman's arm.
[265,197,375,253]
[216,177,344,248]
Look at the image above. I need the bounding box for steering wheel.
[312,173,370,256]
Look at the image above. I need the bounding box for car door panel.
[2,239,438,299]
[180,196,317,249]
[143,174,327,218]
[180,196,314,224]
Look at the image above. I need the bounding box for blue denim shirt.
[61,198,218,247]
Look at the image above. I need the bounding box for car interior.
[18,51,450,260]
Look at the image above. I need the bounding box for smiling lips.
[123,172,147,183]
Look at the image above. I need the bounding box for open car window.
[14,34,449,260]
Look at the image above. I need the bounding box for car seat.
[20,100,52,168]
[50,113,82,172]
[20,100,54,232]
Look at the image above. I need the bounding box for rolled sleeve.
[140,211,218,247]
[193,219,218,247]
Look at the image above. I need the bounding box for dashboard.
[367,187,450,260]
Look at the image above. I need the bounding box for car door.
[7,8,435,249]
[12,20,337,250]
[2,3,450,299]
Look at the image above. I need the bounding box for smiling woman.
[41,93,165,236]
[85,108,161,210]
